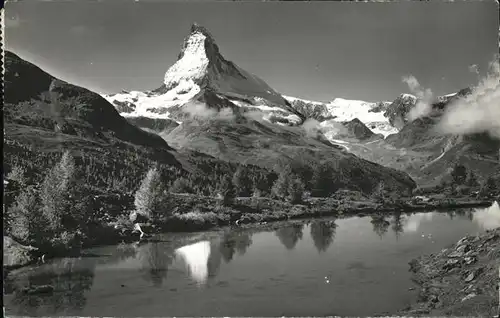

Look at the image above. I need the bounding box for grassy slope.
[163,116,416,194]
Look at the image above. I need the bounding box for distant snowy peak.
[284,95,397,137]
[400,93,417,101]
[384,91,462,130]
[283,95,327,106]
[384,93,419,129]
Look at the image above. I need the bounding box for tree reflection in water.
[370,215,390,239]
[7,257,96,316]
[207,241,223,279]
[466,210,474,221]
[309,220,337,253]
[219,231,253,263]
[391,212,405,240]
[275,223,304,250]
[137,242,174,287]
[447,211,456,220]
[454,208,475,221]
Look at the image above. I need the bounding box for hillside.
[3,51,187,194]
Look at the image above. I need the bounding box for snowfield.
[285,96,398,137]
[102,79,201,120]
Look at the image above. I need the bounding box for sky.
[4,0,499,102]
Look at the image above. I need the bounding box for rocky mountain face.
[163,23,289,107]
[384,93,419,130]
[340,118,383,141]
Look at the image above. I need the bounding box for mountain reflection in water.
[174,231,254,284]
[137,243,173,287]
[175,241,211,285]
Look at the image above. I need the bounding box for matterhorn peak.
[190,22,214,39]
[164,23,223,91]
[162,24,288,106]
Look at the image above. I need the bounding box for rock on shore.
[3,236,38,269]
[402,227,500,316]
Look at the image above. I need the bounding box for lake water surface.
[4,204,500,316]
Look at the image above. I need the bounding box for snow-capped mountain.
[101,23,399,136]
[102,23,295,124]
[383,92,460,130]
[102,23,462,147]
[163,23,288,106]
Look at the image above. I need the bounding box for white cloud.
[468,64,479,75]
[438,57,500,138]
[181,101,235,121]
[402,75,434,121]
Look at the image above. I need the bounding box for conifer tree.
[287,175,305,204]
[40,151,76,232]
[9,186,47,245]
[272,170,290,200]
[232,166,252,197]
[217,176,236,206]
[451,164,467,185]
[466,171,480,188]
[134,166,165,221]
[479,176,498,198]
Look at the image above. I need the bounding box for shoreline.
[4,197,494,273]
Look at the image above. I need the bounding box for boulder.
[464,256,477,265]
[463,268,483,283]
[3,236,38,268]
[442,259,461,271]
